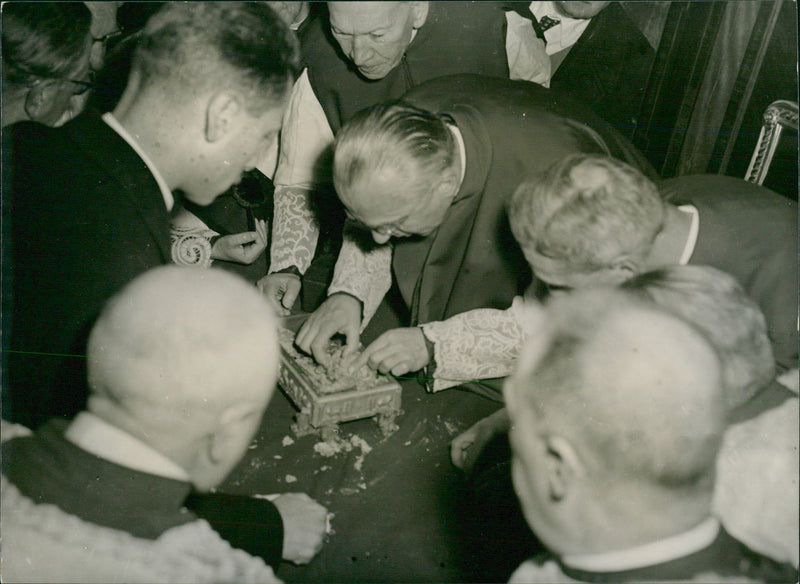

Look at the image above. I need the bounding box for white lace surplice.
[421,297,529,392]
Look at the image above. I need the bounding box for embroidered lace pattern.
[170,226,215,268]
[270,186,320,274]
[328,232,393,327]
[420,297,528,392]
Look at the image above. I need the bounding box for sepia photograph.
[1,2,798,582]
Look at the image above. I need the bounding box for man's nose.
[90,44,106,72]
[350,36,374,66]
[371,230,391,245]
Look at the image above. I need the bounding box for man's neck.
[645,204,694,269]
[112,94,183,195]
[65,412,190,481]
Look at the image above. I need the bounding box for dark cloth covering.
[185,491,284,570]
[303,2,510,133]
[2,418,285,569]
[660,174,799,373]
[3,419,194,539]
[3,115,171,428]
[394,74,654,328]
[549,2,655,137]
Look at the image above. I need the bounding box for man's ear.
[606,256,639,284]
[207,402,261,465]
[543,435,584,501]
[410,2,429,29]
[24,82,58,122]
[205,92,243,143]
[433,170,460,205]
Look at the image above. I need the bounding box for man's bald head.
[86,266,280,483]
[513,288,725,485]
[506,288,726,553]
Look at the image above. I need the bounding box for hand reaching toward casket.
[211,219,268,264]
[352,327,430,377]
[450,408,510,472]
[295,293,362,367]
[272,493,329,565]
[258,272,301,316]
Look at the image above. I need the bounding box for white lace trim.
[269,186,320,274]
[420,297,529,392]
[328,230,393,327]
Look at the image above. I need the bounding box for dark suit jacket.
[2,419,285,569]
[390,75,653,397]
[3,114,171,428]
[393,75,653,326]
[550,2,655,138]
[660,175,799,373]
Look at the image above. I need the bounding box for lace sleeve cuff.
[420,297,529,392]
[170,226,216,268]
[328,231,393,328]
[269,185,319,274]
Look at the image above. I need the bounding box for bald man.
[2,266,327,583]
[505,289,798,583]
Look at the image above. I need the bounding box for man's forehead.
[329,2,408,31]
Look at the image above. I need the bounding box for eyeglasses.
[62,70,96,96]
[93,30,123,47]
[8,62,95,95]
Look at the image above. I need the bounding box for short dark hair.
[334,101,455,206]
[134,2,301,113]
[2,2,92,85]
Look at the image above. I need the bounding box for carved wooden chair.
[744,100,798,196]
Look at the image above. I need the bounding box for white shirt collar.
[448,124,467,189]
[676,204,700,265]
[102,112,175,212]
[530,1,593,56]
[561,517,720,573]
[65,412,190,481]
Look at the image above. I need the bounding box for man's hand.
[352,327,430,376]
[258,273,301,316]
[211,219,268,264]
[450,408,510,472]
[295,293,362,367]
[272,493,328,565]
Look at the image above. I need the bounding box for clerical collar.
[102,112,174,212]
[676,204,699,264]
[560,517,720,573]
[447,124,467,190]
[65,412,190,481]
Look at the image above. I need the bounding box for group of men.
[2,2,797,582]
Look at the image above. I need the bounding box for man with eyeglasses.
[1,3,94,127]
[294,74,652,396]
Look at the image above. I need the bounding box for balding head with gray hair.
[505,288,726,555]
[621,265,775,411]
[87,266,280,491]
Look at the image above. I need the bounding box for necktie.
[539,15,561,31]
